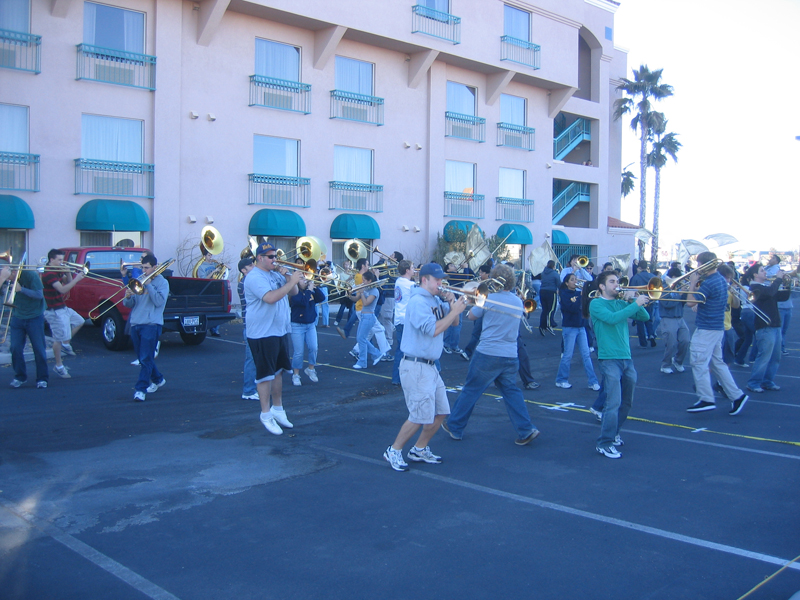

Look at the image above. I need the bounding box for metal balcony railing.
[74,159,154,198]
[0,152,40,192]
[497,123,535,151]
[500,35,540,70]
[330,90,384,126]
[411,4,461,44]
[553,118,591,159]
[76,44,156,91]
[0,29,41,73]
[248,174,310,207]
[249,76,312,114]
[445,112,485,142]
[496,197,534,222]
[329,181,383,212]
[552,182,590,223]
[444,191,485,218]
[553,244,592,268]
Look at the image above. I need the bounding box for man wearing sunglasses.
[244,243,305,434]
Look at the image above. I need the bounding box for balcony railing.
[554,118,591,160]
[0,152,40,192]
[0,29,41,73]
[248,174,310,207]
[74,159,154,198]
[329,181,383,212]
[500,35,540,70]
[552,182,590,223]
[496,197,534,222]
[445,112,485,142]
[76,44,156,91]
[497,123,535,151]
[411,4,461,44]
[249,75,312,114]
[444,191,484,219]
[553,244,592,269]
[330,90,384,126]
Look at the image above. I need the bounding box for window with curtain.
[500,94,526,126]
[446,160,475,193]
[0,104,28,153]
[504,5,530,41]
[499,167,525,198]
[255,39,300,82]
[447,81,476,116]
[81,114,143,162]
[335,56,374,96]
[334,146,373,184]
[0,0,30,32]
[83,2,144,54]
[421,0,449,12]
[253,136,298,177]
[80,231,112,246]
[0,231,26,265]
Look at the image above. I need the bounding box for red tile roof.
[607,217,638,229]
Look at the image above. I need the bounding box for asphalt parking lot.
[1,311,799,600]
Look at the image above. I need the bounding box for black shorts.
[248,335,292,382]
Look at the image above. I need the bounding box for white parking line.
[319,446,800,572]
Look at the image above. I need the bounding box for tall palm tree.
[613,65,673,260]
[621,166,636,198]
[647,121,681,268]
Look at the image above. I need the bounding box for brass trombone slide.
[729,279,771,325]
[438,282,534,318]
[88,259,175,320]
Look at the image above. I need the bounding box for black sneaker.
[525,381,540,390]
[441,421,461,440]
[687,400,716,413]
[729,394,748,416]
[649,337,657,348]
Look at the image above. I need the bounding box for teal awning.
[551,230,570,245]
[330,213,380,239]
[249,209,306,237]
[443,220,481,242]
[76,199,150,231]
[497,224,532,245]
[0,195,35,229]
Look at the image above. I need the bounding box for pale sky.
[613,0,800,254]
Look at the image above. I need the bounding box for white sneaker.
[589,383,601,391]
[292,374,302,386]
[131,359,140,366]
[555,382,572,389]
[672,360,685,373]
[54,365,71,379]
[146,378,166,393]
[589,407,603,422]
[304,367,319,383]
[134,391,146,402]
[260,413,283,435]
[660,366,674,374]
[373,353,384,366]
[270,407,293,429]
[242,393,259,400]
[61,343,76,356]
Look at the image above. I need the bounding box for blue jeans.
[444,312,463,350]
[316,287,329,326]
[392,323,404,384]
[779,308,791,353]
[557,327,599,386]
[10,314,48,384]
[243,326,256,395]
[748,327,782,390]
[291,321,318,370]
[592,377,606,412]
[343,306,359,337]
[131,324,164,393]
[735,309,756,364]
[446,351,535,440]
[596,359,636,447]
[636,305,656,346]
[464,316,483,357]
[355,313,382,368]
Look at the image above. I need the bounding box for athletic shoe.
[687,400,716,413]
[539,327,545,337]
[547,327,555,336]
[131,359,140,366]
[304,367,318,382]
[649,337,657,348]
[36,381,47,389]
[525,381,540,390]
[733,361,749,368]
[260,413,283,435]
[292,374,302,386]
[515,429,540,446]
[613,435,624,446]
[457,349,470,361]
[589,407,603,422]
[54,365,71,379]
[442,346,453,354]
[372,354,384,366]
[242,393,259,400]
[209,330,221,337]
[380,354,394,362]
[746,385,764,393]
[146,378,166,393]
[353,364,365,369]
[729,394,749,416]
[589,347,595,353]
[763,384,781,391]
[596,445,622,459]
[154,341,160,358]
[10,379,23,388]
[61,343,77,356]
[383,446,409,472]
[271,407,293,429]
[349,349,359,359]
[407,446,442,464]
[589,383,601,391]
[672,360,685,372]
[782,349,789,355]
[660,367,674,374]
[336,326,347,340]
[134,391,146,402]
[441,421,462,440]
[555,382,572,389]
[333,321,339,327]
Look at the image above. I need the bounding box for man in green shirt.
[587,270,650,458]
[1,265,49,388]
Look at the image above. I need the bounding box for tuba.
[344,239,368,262]
[192,226,226,278]
[296,236,327,263]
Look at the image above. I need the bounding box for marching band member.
[746,266,790,393]
[391,260,415,386]
[2,264,49,388]
[539,260,560,335]
[657,267,690,374]
[289,276,324,384]
[764,254,793,355]
[237,257,258,400]
[443,261,472,359]
[42,249,85,379]
[555,273,600,390]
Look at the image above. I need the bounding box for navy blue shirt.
[695,272,728,330]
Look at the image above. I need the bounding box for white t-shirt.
[243,268,291,339]
[394,277,415,326]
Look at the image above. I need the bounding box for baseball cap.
[255,243,276,256]
[419,263,447,279]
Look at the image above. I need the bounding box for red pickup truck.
[61,247,235,350]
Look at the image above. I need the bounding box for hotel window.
[0,103,28,154]
[420,0,449,11]
[335,56,374,96]
[504,5,530,42]
[254,135,298,177]
[499,167,525,198]
[500,94,526,126]
[0,0,30,32]
[445,160,475,194]
[81,114,143,162]
[447,81,476,116]
[255,39,300,82]
[83,2,144,54]
[334,145,373,184]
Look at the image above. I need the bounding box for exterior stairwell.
[553,118,590,160]
[552,182,589,224]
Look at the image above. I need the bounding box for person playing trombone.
[2,264,49,389]
[746,265,791,393]
[42,249,86,379]
[657,267,690,374]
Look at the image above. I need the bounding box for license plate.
[183,316,200,327]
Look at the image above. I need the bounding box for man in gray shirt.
[383,263,467,472]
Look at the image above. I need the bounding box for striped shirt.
[41,270,67,310]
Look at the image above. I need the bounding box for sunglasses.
[264,254,277,259]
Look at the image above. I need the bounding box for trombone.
[438,282,534,319]
[0,252,26,344]
[667,258,724,291]
[88,259,175,320]
[729,279,771,325]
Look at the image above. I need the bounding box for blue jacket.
[540,267,561,292]
[290,287,324,324]
[559,287,584,328]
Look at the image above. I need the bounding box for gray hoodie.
[123,274,168,325]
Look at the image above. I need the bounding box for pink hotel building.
[0,0,638,270]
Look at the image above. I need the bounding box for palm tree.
[613,65,673,260]
[646,120,681,268]
[621,162,636,198]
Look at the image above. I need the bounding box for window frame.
[0,103,29,154]
[253,134,300,178]
[254,37,302,83]
[446,81,477,117]
[503,4,531,42]
[334,56,375,97]
[499,167,525,199]
[83,1,146,55]
[80,113,144,163]
[500,93,526,127]
[333,145,374,185]
[445,159,476,193]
